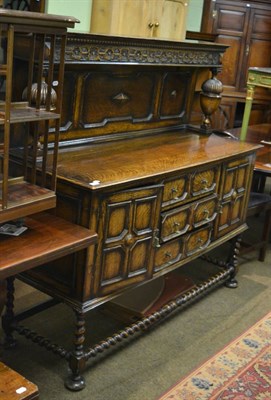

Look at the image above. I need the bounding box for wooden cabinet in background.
[201,0,271,129]
[90,0,190,40]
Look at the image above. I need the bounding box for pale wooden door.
[157,0,189,40]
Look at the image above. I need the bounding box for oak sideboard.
[5,33,260,390]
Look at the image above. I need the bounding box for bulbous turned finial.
[22,79,57,110]
[200,69,223,134]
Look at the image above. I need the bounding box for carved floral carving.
[55,36,222,67]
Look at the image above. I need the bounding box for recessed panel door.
[94,184,163,296]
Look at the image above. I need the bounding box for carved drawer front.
[191,166,220,198]
[162,174,189,207]
[154,238,183,272]
[192,194,218,229]
[184,225,212,257]
[160,203,191,242]
[160,194,218,243]
[94,184,163,295]
[216,157,253,237]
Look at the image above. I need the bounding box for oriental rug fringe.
[158,312,271,400]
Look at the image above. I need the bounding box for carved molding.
[54,35,225,67]
[62,44,221,66]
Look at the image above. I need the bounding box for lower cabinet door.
[94,184,163,295]
[216,156,254,237]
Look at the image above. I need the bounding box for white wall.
[46,0,92,32]
[187,0,204,31]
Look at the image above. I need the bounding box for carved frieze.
[63,44,220,66]
[56,35,224,67]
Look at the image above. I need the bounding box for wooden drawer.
[191,167,219,197]
[162,165,220,208]
[154,238,183,272]
[162,174,189,207]
[154,223,214,273]
[160,194,218,242]
[184,225,213,257]
[192,194,218,229]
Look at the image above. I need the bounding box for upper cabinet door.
[90,0,189,40]
[240,7,271,91]
[91,0,153,37]
[201,0,271,93]
[158,0,189,40]
[211,2,249,92]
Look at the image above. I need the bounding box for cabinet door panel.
[251,11,271,35]
[215,7,247,33]
[158,0,189,40]
[81,71,156,128]
[95,185,163,295]
[216,157,253,237]
[90,0,152,37]
[212,3,248,93]
[216,35,243,89]
[159,71,191,120]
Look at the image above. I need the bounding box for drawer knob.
[165,251,172,259]
[201,178,208,189]
[173,221,181,230]
[171,187,178,199]
[203,209,209,219]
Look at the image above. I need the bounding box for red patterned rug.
[158,312,271,400]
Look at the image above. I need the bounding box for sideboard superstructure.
[6,34,260,390]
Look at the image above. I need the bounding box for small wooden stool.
[0,362,39,399]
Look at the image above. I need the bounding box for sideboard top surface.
[55,131,260,190]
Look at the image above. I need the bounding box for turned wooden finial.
[200,68,223,134]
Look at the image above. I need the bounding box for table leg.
[240,84,255,141]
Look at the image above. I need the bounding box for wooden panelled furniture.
[2,33,260,391]
[0,9,96,395]
[201,0,271,129]
[90,0,190,40]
